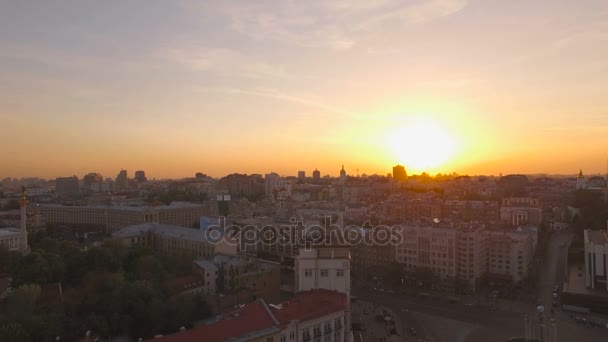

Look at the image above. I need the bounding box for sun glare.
[387,117,458,173]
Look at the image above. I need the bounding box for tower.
[576,169,586,190]
[20,187,29,255]
[340,165,346,181]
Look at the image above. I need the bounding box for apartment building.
[486,229,535,283]
[37,202,205,233]
[396,225,457,278]
[396,223,537,290]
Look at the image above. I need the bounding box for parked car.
[409,328,417,336]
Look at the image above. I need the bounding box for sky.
[1,0,608,179]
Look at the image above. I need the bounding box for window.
[320,269,329,277]
[336,269,345,277]
[280,335,286,342]
[304,269,313,277]
[289,331,295,340]
[266,338,273,342]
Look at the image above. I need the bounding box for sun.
[386,117,458,172]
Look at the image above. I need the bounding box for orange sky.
[1,1,608,179]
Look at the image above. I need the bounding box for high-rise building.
[298,170,306,180]
[313,169,321,182]
[115,169,128,191]
[55,176,80,197]
[83,173,103,191]
[392,164,407,181]
[134,170,147,183]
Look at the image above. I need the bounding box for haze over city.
[2,0,608,179]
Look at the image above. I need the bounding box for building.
[148,289,347,342]
[396,225,458,279]
[272,289,347,342]
[392,164,407,181]
[298,171,306,180]
[0,189,29,254]
[265,172,290,198]
[115,169,128,191]
[55,176,79,197]
[396,223,536,290]
[147,298,280,342]
[313,169,321,182]
[82,173,104,192]
[584,228,608,291]
[37,202,205,233]
[486,228,535,284]
[112,222,236,258]
[500,197,542,226]
[443,200,499,223]
[576,169,586,190]
[339,165,346,181]
[295,247,351,341]
[134,170,147,183]
[192,254,281,304]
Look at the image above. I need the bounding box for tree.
[0,323,30,342]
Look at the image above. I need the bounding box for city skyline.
[2,0,608,178]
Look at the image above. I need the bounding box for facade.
[396,225,458,279]
[576,169,586,190]
[486,229,535,283]
[115,169,128,191]
[0,228,20,251]
[112,223,236,258]
[500,197,543,226]
[298,171,306,180]
[37,202,205,233]
[396,223,536,290]
[55,176,80,197]
[584,228,608,291]
[443,200,500,223]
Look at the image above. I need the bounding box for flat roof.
[39,201,203,212]
[112,223,209,243]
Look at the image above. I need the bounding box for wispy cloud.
[194,86,353,117]
[214,0,468,51]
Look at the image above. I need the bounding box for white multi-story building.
[295,247,351,341]
[584,227,608,291]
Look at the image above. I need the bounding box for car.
[401,308,409,312]
[409,328,417,336]
[552,292,558,298]
[554,285,559,292]
[387,290,395,294]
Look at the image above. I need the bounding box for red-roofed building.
[272,289,347,342]
[147,290,347,342]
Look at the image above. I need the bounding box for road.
[354,231,607,342]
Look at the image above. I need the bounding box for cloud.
[195,86,352,116]
[217,0,468,50]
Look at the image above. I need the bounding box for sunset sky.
[2,0,608,179]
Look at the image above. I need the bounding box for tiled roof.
[271,289,346,326]
[147,300,279,342]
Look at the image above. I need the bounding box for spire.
[578,169,584,178]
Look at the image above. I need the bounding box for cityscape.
[2,1,608,342]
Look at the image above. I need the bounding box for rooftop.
[147,299,279,342]
[586,229,608,245]
[271,289,346,326]
[112,223,209,243]
[39,201,203,212]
